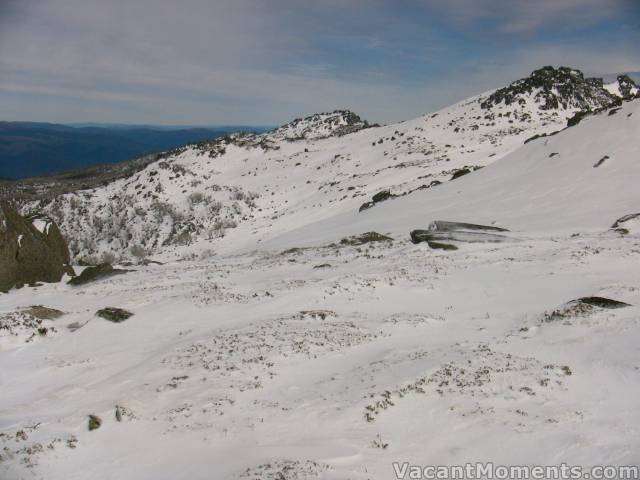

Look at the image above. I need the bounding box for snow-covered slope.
[23,67,637,263]
[266,96,640,247]
[2,69,640,480]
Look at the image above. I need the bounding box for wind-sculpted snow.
[1,70,640,479]
[2,206,640,477]
[2,215,639,478]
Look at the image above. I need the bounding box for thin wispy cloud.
[0,0,638,125]
[425,0,638,33]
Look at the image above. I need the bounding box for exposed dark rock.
[566,110,588,127]
[429,221,509,232]
[544,296,630,322]
[616,74,639,100]
[411,221,509,245]
[272,110,372,141]
[524,130,561,144]
[96,307,133,323]
[88,415,102,431]
[566,97,622,128]
[0,203,75,292]
[68,263,129,286]
[358,201,375,212]
[576,297,630,309]
[593,155,609,168]
[359,190,396,213]
[410,230,431,244]
[339,232,392,246]
[611,213,640,229]
[480,67,634,132]
[450,168,471,180]
[299,309,336,320]
[371,190,392,203]
[280,247,303,256]
[426,241,458,251]
[481,66,619,112]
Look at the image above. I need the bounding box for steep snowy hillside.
[1,71,640,480]
[19,67,637,263]
[267,96,640,246]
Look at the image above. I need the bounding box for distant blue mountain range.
[0,122,272,180]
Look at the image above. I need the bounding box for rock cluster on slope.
[0,203,74,291]
[614,75,640,100]
[480,66,626,111]
[271,110,372,141]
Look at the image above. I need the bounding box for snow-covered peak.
[269,110,371,141]
[480,66,622,111]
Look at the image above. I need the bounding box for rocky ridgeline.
[480,66,637,112]
[270,110,373,141]
[4,66,638,264]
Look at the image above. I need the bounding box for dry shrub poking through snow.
[188,191,204,205]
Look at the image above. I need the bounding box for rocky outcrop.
[427,221,508,232]
[410,221,510,248]
[338,232,392,246]
[96,307,133,323]
[543,296,631,322]
[614,75,639,100]
[611,213,640,229]
[0,203,74,292]
[271,110,372,141]
[68,263,129,286]
[451,168,471,180]
[359,189,395,212]
[481,66,621,112]
[610,212,640,234]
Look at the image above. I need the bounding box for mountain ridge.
[6,66,638,263]
[2,66,640,480]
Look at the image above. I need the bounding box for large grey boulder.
[68,263,129,286]
[410,221,510,247]
[1,203,75,292]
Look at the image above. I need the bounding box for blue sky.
[0,0,638,126]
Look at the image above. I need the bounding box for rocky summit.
[480,66,629,111]
[270,109,373,141]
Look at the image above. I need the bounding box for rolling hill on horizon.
[0,122,271,180]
